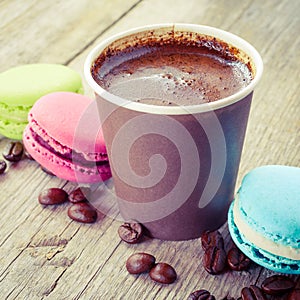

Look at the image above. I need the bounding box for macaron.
[23,92,111,183]
[0,64,83,140]
[228,165,300,274]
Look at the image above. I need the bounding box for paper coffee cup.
[84,24,263,240]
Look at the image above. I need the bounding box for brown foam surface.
[92,42,252,105]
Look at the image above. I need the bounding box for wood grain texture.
[0,0,299,299]
[0,0,141,71]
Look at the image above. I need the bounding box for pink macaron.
[23,92,111,183]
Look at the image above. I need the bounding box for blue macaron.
[228,165,300,274]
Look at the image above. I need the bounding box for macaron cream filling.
[25,114,110,176]
[0,102,30,122]
[28,113,108,162]
[24,126,110,176]
[233,194,300,260]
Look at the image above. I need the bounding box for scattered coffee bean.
[261,275,295,295]
[126,252,156,274]
[227,246,251,271]
[203,246,226,274]
[149,262,177,284]
[241,285,266,300]
[38,188,68,205]
[201,230,224,251]
[118,222,143,244]
[68,187,90,203]
[0,160,7,174]
[188,289,216,300]
[221,296,235,300]
[3,141,24,162]
[288,288,300,300]
[67,202,97,223]
[40,165,55,176]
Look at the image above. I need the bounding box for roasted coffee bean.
[68,187,90,203]
[149,262,177,284]
[38,188,68,205]
[261,275,295,295]
[67,202,97,223]
[221,296,235,300]
[241,285,266,300]
[201,230,224,251]
[227,246,251,271]
[126,252,155,274]
[0,160,7,174]
[118,222,143,244]
[288,288,300,300]
[3,141,24,162]
[203,246,226,274]
[187,289,216,300]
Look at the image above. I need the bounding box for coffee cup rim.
[84,23,263,115]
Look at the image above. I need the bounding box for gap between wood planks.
[64,0,143,66]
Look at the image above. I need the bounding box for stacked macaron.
[228,165,300,274]
[0,64,83,140]
[23,92,111,183]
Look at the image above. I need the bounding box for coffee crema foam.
[92,33,253,106]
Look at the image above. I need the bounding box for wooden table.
[1,1,299,299]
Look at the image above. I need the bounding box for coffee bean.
[3,141,24,162]
[118,222,143,244]
[67,202,97,223]
[261,275,295,295]
[149,262,177,284]
[38,188,68,205]
[288,288,300,300]
[227,246,251,271]
[203,246,226,274]
[201,230,224,251]
[126,252,155,274]
[187,289,216,300]
[68,187,90,203]
[221,297,235,300]
[241,285,266,300]
[0,160,7,174]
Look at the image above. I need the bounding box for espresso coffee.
[91,36,252,106]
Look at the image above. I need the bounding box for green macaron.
[0,64,83,140]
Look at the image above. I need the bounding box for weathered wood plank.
[0,0,299,299]
[74,225,261,300]
[0,0,141,71]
